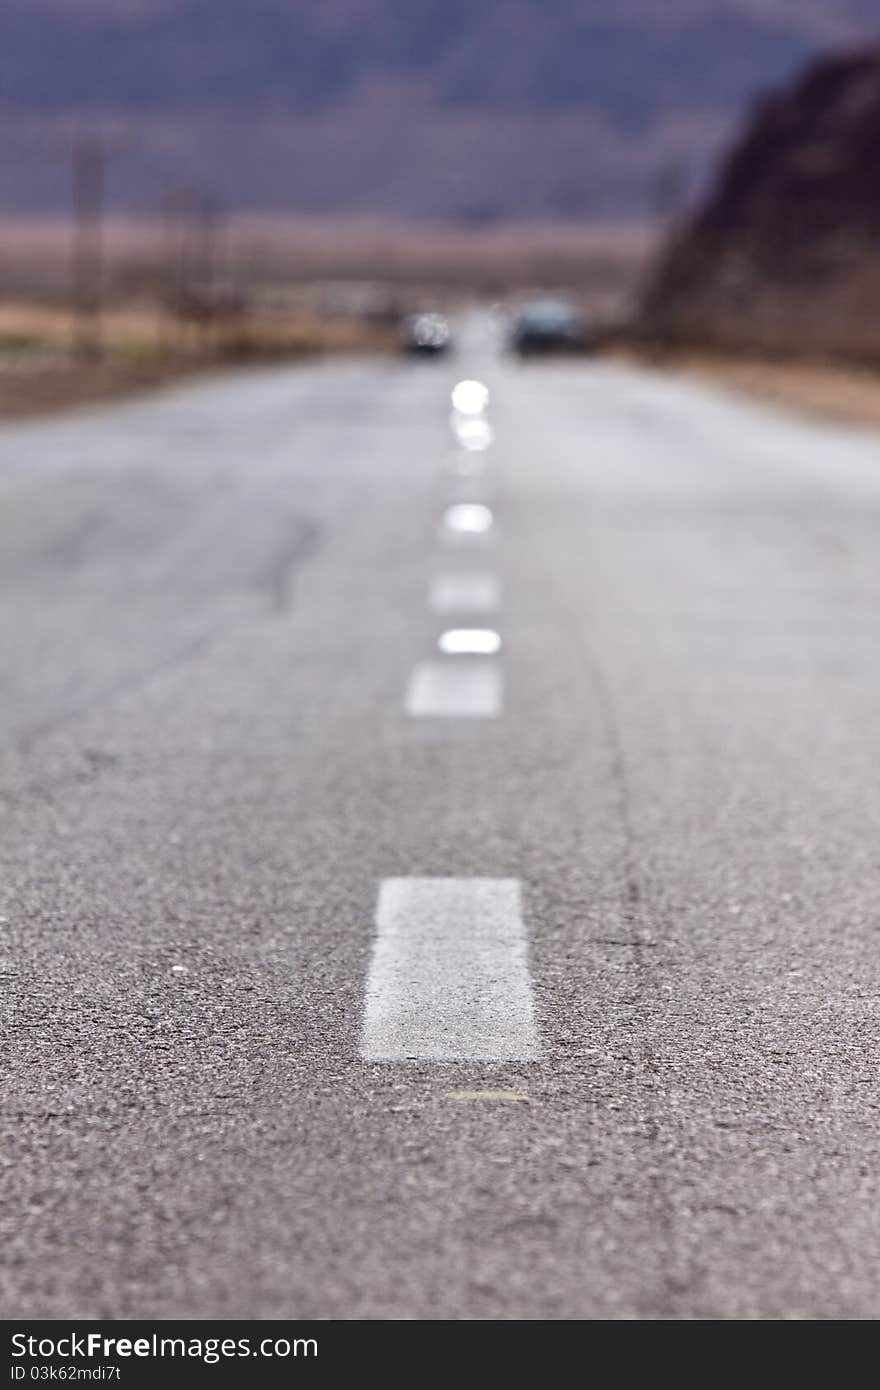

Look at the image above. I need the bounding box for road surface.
[3,319,880,1320]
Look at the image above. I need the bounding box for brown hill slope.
[642,47,880,360]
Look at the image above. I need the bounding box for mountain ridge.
[2,2,879,218]
[642,45,880,358]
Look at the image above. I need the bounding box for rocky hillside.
[642,47,880,359]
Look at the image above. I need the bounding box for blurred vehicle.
[400,312,452,355]
[509,299,595,356]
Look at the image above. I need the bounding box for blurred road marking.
[405,660,502,716]
[429,574,500,615]
[451,380,490,415]
[438,628,502,655]
[452,418,494,451]
[442,503,494,536]
[361,879,540,1061]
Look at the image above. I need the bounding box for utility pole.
[160,181,186,349]
[160,181,220,351]
[196,191,220,349]
[72,133,105,360]
[197,192,218,301]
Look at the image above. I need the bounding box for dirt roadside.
[638,350,880,432]
[0,310,397,423]
[0,358,216,421]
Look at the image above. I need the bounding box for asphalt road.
[4,317,880,1320]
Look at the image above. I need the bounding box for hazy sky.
[1,1,878,220]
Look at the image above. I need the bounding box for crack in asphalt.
[2,518,324,809]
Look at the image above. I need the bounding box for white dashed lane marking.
[441,503,494,537]
[405,660,502,717]
[450,380,490,415]
[437,628,502,655]
[429,574,501,615]
[451,417,494,452]
[360,878,540,1061]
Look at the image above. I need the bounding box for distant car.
[510,299,594,356]
[400,312,452,356]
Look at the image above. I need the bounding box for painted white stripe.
[442,503,494,536]
[361,878,540,1061]
[405,660,502,717]
[429,573,501,615]
[451,417,494,452]
[450,379,490,415]
[437,628,502,655]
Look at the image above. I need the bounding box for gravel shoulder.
[636,349,880,431]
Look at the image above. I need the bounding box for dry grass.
[639,348,880,432]
[0,299,398,421]
[0,359,189,421]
